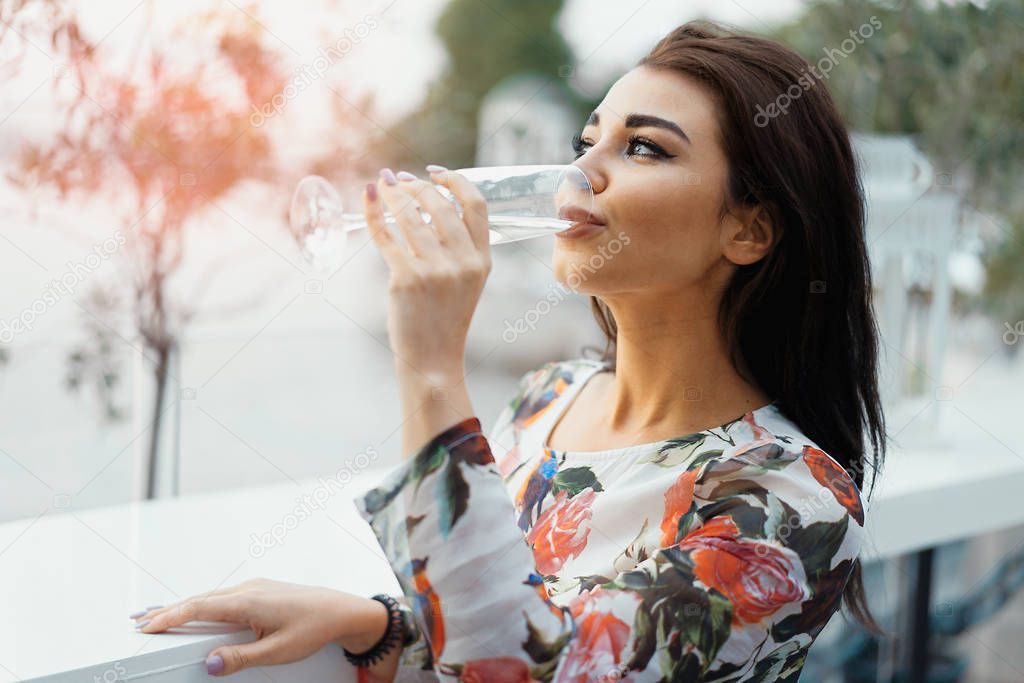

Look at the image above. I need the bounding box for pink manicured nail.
[365,182,377,201]
[425,164,447,173]
[379,168,397,185]
[207,654,225,675]
[396,171,417,181]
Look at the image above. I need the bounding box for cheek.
[617,171,722,242]
[552,178,724,293]
[626,175,725,269]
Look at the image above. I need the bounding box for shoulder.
[654,407,866,655]
[762,406,866,529]
[693,404,867,559]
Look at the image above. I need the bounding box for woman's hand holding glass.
[363,167,491,457]
[364,167,491,380]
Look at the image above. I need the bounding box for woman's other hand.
[130,578,388,676]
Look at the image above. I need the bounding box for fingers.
[363,182,411,274]
[393,174,474,253]
[376,168,440,259]
[206,634,290,676]
[427,166,491,257]
[136,594,249,633]
[131,580,254,628]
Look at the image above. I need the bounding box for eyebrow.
[585,110,690,143]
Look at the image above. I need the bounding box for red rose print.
[679,517,809,626]
[659,468,698,546]
[802,445,864,525]
[459,657,540,683]
[527,487,597,575]
[559,587,635,683]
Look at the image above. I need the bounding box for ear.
[721,204,775,266]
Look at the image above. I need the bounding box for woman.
[133,21,887,682]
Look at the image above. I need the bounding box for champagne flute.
[288,164,594,271]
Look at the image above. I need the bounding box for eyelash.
[570,133,673,161]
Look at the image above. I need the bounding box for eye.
[626,135,669,159]
[570,133,589,160]
[570,133,673,161]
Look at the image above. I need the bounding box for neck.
[599,291,770,434]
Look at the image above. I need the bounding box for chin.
[552,253,604,294]
[550,226,632,294]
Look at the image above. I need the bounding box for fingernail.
[207,655,225,675]
[365,182,377,201]
[396,171,417,182]
[425,164,447,173]
[135,619,151,630]
[145,604,163,610]
[129,609,147,619]
[379,168,397,185]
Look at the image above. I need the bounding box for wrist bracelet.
[343,594,413,668]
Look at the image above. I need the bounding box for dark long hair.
[587,21,888,634]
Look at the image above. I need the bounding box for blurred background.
[0,0,1021,680]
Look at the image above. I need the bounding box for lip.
[555,221,605,239]
[556,204,606,239]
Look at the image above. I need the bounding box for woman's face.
[552,66,768,301]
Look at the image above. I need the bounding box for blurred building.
[475,73,578,166]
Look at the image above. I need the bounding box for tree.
[13,6,288,498]
[378,0,584,170]
[770,0,1024,323]
[0,0,91,77]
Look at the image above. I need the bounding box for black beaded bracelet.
[343,594,413,668]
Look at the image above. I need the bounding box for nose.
[571,158,607,195]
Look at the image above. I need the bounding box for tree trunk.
[145,346,170,500]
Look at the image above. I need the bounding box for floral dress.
[354,358,866,682]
